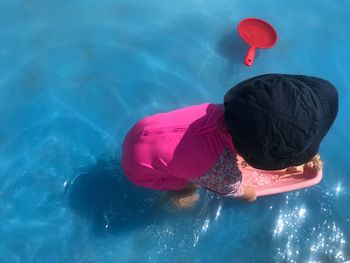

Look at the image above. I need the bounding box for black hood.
[224,74,338,170]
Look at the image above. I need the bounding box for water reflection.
[273,190,347,262]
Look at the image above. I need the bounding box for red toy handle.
[244,46,256,66]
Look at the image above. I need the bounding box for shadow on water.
[215,30,261,77]
[67,154,234,237]
[67,155,167,235]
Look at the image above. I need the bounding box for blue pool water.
[1,0,349,262]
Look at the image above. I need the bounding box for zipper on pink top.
[141,127,189,136]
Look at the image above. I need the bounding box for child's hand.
[241,185,257,202]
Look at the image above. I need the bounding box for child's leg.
[165,182,200,208]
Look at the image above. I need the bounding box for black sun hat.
[224,74,338,170]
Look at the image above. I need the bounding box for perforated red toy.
[238,18,278,66]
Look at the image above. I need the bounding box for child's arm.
[190,148,257,201]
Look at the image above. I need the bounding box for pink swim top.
[121,103,237,191]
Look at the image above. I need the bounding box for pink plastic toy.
[239,155,323,196]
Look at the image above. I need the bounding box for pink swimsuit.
[121,103,243,197]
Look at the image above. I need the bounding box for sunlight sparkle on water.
[298,208,306,218]
[214,204,222,220]
[335,183,341,193]
[202,219,210,232]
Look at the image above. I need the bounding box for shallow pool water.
[1,0,349,262]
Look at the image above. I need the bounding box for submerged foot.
[171,192,200,208]
[160,183,200,209]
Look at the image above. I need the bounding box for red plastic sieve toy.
[238,18,278,66]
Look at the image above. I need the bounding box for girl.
[121,74,338,207]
